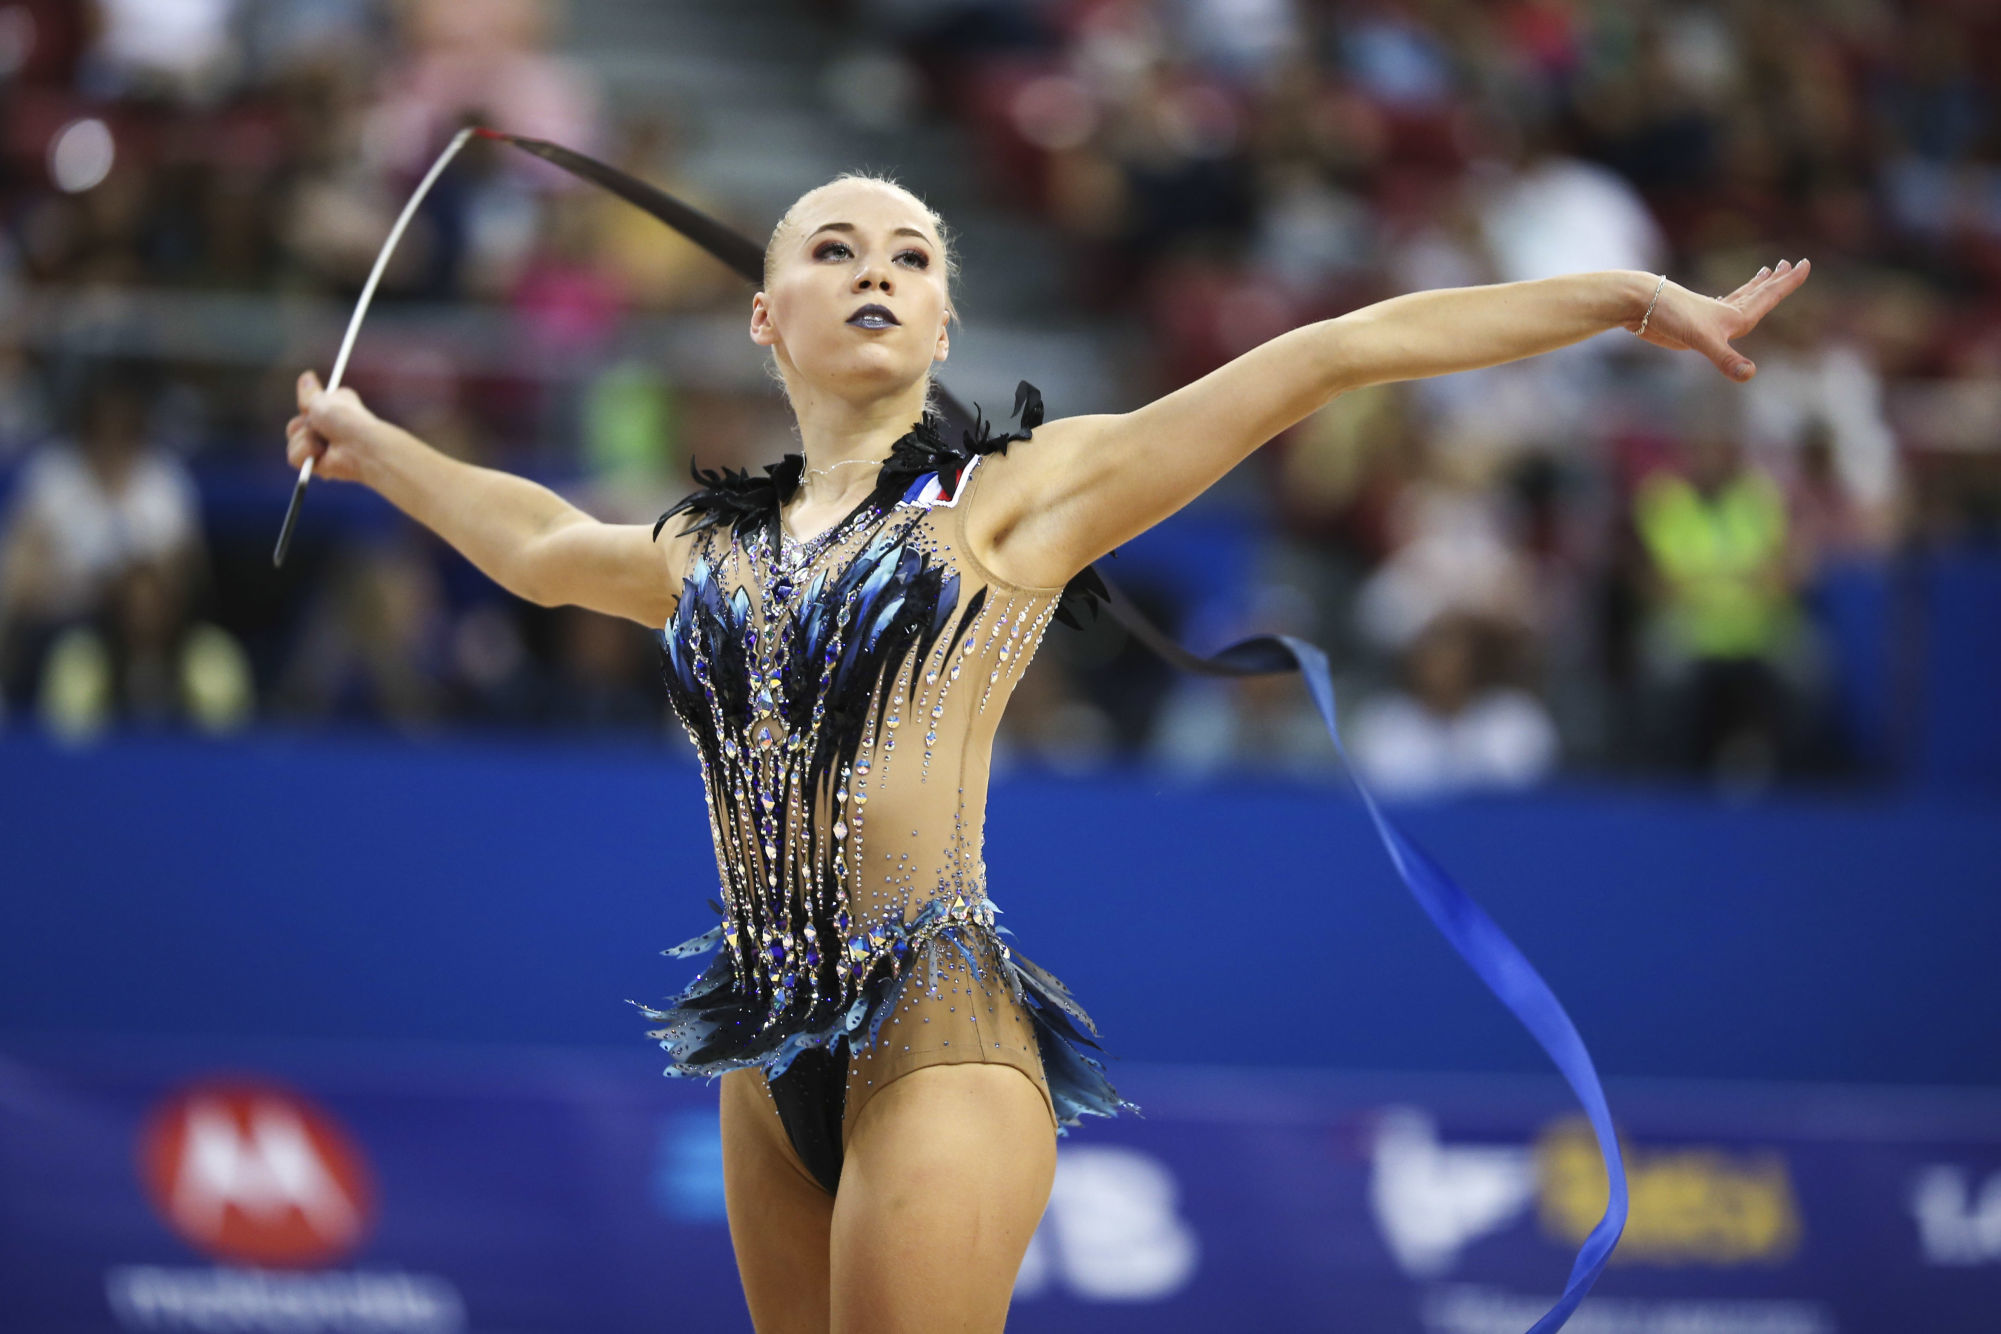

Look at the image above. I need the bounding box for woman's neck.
[789,380,930,495]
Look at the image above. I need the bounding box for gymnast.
[286,170,1808,1332]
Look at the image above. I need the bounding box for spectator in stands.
[1738,277,1902,552]
[1632,409,1806,785]
[0,362,204,716]
[34,557,254,741]
[993,648,1118,776]
[590,109,737,314]
[0,0,1981,779]
[1347,610,1560,799]
[0,325,54,463]
[1175,0,1302,91]
[1149,581,1342,778]
[446,598,542,726]
[78,0,245,107]
[540,604,661,734]
[375,0,606,184]
[272,538,451,730]
[1353,433,1538,656]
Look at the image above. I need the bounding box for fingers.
[1723,265,1772,302]
[1708,259,1808,379]
[285,419,324,470]
[1756,258,1806,294]
[1740,257,1810,326]
[1650,259,1805,380]
[1728,260,1792,306]
[285,376,327,469]
[1711,338,1755,381]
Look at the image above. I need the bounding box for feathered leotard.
[633,382,1134,1194]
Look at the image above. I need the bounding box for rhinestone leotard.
[634,383,1132,1194]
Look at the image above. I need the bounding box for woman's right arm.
[287,370,687,629]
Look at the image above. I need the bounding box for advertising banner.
[3,1037,1997,1332]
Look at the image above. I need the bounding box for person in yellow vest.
[1634,429,1803,783]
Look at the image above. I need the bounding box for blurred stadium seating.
[0,0,1995,793]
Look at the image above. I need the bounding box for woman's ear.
[749,291,777,348]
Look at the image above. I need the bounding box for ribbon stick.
[275,123,1629,1326]
[273,126,476,567]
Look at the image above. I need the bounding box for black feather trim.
[657,380,1052,543]
[653,454,806,542]
[651,380,1114,634]
[1053,563,1110,630]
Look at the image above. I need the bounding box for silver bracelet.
[1636,272,1667,337]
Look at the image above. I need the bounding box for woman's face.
[750,181,951,404]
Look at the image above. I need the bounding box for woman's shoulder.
[950,383,1118,594]
[882,379,1046,507]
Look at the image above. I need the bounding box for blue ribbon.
[1270,632,1627,1329]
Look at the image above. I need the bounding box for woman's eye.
[814,240,930,268]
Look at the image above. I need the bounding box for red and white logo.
[138,1078,377,1269]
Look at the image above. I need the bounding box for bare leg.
[719,1067,835,1334]
[829,1064,1058,1333]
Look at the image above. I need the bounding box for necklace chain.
[803,456,882,481]
[780,455,889,569]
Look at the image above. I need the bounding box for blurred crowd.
[0,0,752,745]
[0,0,1995,797]
[815,0,1998,793]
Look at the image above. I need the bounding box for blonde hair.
[760,171,962,416]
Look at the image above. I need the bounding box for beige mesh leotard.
[635,383,1133,1195]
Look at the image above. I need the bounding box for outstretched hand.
[284,369,380,483]
[1624,259,1811,382]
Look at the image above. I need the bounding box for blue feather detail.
[634,896,1138,1133]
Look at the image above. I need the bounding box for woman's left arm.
[975,260,1811,588]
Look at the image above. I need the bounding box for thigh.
[829,1063,1058,1334]
[718,1067,835,1334]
